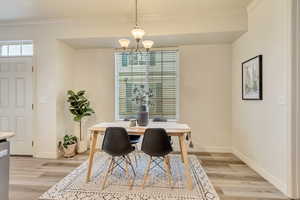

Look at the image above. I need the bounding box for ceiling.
[0,0,252,23]
[0,0,252,48]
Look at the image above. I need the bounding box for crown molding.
[247,0,263,14]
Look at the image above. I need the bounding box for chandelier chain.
[135,0,138,26]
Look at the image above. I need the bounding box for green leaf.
[82,113,91,117]
[77,90,85,96]
[86,108,95,113]
[74,116,82,121]
[67,90,75,96]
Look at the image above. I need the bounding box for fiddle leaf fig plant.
[67,90,95,141]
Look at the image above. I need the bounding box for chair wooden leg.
[126,156,136,176]
[125,158,128,177]
[164,156,172,188]
[167,156,173,187]
[102,157,114,190]
[134,152,138,167]
[109,161,115,175]
[125,155,136,190]
[142,156,152,189]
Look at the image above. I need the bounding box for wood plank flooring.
[9,152,289,200]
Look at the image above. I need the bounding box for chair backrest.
[102,127,132,156]
[152,117,167,122]
[141,128,173,157]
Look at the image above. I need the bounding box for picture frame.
[242,55,263,100]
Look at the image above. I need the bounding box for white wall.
[73,49,115,139]
[232,0,293,195]
[73,45,232,152]
[179,45,232,152]
[56,41,76,149]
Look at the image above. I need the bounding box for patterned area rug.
[40,153,219,200]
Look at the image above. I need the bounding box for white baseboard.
[232,147,288,195]
[34,151,58,159]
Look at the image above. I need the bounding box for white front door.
[0,57,33,155]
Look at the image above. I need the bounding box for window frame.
[114,50,180,121]
[0,40,34,57]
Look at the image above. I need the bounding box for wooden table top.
[89,121,191,136]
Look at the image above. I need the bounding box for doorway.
[0,57,33,155]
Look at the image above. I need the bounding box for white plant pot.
[74,119,88,153]
[74,123,81,139]
[77,140,87,153]
[63,143,77,158]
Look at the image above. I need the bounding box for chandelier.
[118,0,154,52]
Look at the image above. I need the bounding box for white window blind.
[115,50,179,120]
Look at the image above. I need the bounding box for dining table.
[86,121,193,190]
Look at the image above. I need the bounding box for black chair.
[101,127,136,189]
[152,117,172,144]
[141,128,173,188]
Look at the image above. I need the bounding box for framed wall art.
[242,55,263,100]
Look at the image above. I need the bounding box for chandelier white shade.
[131,26,145,40]
[142,40,154,49]
[118,39,130,48]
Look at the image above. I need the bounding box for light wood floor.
[9,152,289,200]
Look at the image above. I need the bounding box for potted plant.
[132,85,153,126]
[67,90,95,153]
[59,135,78,158]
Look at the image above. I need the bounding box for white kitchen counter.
[0,132,15,140]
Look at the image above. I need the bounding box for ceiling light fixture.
[118,0,154,52]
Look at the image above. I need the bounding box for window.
[1,45,8,56]
[0,40,33,57]
[8,44,21,56]
[115,50,179,120]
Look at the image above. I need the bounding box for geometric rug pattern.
[40,153,219,200]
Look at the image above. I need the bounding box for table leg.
[86,131,99,182]
[179,135,193,190]
[178,136,184,162]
